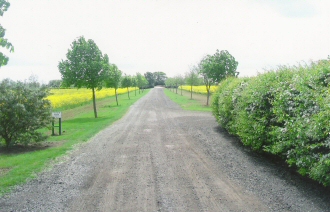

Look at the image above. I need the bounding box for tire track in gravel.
[150,88,267,211]
[1,87,330,211]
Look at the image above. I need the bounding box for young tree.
[131,76,137,96]
[48,79,62,88]
[58,36,108,118]
[141,76,148,92]
[121,75,132,99]
[154,71,167,86]
[0,0,14,67]
[185,67,200,100]
[104,64,122,106]
[144,72,155,88]
[176,74,185,96]
[165,77,175,91]
[199,50,239,105]
[136,72,144,94]
[0,79,52,148]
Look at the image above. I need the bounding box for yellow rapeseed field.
[47,87,138,109]
[180,85,218,94]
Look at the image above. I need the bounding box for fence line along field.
[47,87,138,109]
[180,85,218,94]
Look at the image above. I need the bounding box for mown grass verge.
[164,88,212,112]
[0,89,150,196]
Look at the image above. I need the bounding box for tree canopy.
[144,72,155,88]
[121,74,132,99]
[104,64,122,105]
[58,36,109,118]
[154,71,167,86]
[185,67,200,100]
[0,0,14,67]
[199,50,239,83]
[199,49,239,105]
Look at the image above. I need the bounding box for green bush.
[212,77,249,134]
[212,58,330,186]
[0,79,52,148]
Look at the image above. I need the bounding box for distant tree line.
[165,49,238,106]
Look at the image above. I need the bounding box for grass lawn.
[0,89,149,196]
[164,88,212,112]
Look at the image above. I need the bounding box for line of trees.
[58,36,149,118]
[165,49,239,106]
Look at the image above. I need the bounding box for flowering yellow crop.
[180,85,218,94]
[47,87,138,109]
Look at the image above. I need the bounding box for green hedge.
[212,59,330,186]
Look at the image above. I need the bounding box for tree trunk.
[206,84,210,106]
[181,85,182,96]
[135,87,136,96]
[92,88,98,118]
[190,85,193,99]
[127,87,130,99]
[115,88,118,106]
[4,136,10,148]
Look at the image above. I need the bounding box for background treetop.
[0,0,14,67]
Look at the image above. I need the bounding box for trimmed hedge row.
[212,59,330,186]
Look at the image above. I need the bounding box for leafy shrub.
[212,59,330,186]
[0,79,52,148]
[212,77,249,134]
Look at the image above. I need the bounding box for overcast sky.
[0,0,329,83]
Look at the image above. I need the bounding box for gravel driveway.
[1,87,330,211]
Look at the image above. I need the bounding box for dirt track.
[1,87,330,211]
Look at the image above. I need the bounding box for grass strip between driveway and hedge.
[0,89,150,196]
[163,88,212,112]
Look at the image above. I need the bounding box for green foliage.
[143,71,168,87]
[154,71,167,86]
[144,72,155,87]
[58,36,107,90]
[0,79,52,148]
[212,77,248,134]
[121,75,132,99]
[199,50,239,106]
[0,0,14,67]
[104,64,122,106]
[136,72,148,91]
[200,50,239,82]
[212,59,330,186]
[164,88,212,112]
[0,89,150,195]
[185,67,201,100]
[165,77,175,88]
[58,36,109,118]
[47,79,62,88]
[104,64,122,89]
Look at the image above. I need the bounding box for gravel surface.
[1,87,330,211]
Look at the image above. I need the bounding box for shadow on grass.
[63,116,109,124]
[0,142,55,155]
